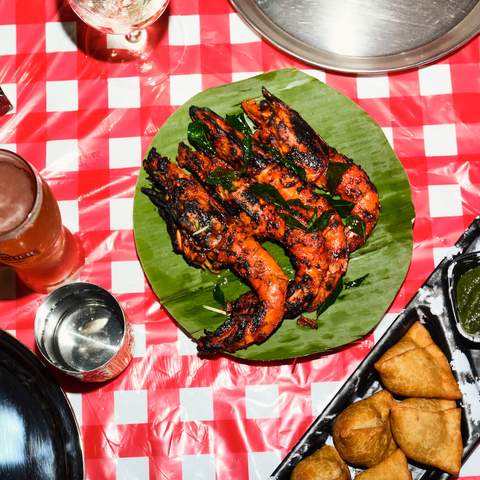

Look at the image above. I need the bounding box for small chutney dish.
[445,251,480,344]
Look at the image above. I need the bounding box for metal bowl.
[35,282,133,382]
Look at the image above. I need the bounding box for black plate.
[0,330,84,480]
[272,216,480,479]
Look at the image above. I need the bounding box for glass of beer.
[0,149,84,293]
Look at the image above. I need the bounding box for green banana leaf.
[133,68,414,361]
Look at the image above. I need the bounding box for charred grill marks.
[187,106,349,315]
[178,140,347,318]
[143,148,288,355]
[242,88,380,252]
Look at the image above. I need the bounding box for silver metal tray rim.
[230,0,480,74]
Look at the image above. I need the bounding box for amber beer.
[0,149,84,292]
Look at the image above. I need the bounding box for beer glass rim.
[0,149,43,243]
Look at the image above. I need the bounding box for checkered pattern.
[1,1,480,478]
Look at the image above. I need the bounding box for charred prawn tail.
[197,234,288,355]
[142,148,180,216]
[142,147,171,192]
[197,292,262,356]
[196,233,289,354]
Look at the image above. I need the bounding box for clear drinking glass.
[0,149,84,293]
[67,0,170,60]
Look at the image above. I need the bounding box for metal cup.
[35,282,133,382]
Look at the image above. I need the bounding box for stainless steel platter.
[230,0,480,73]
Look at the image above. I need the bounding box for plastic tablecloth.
[1,1,480,478]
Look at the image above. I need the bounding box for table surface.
[1,1,480,479]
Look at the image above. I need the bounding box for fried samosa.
[332,390,396,468]
[291,445,351,480]
[374,322,461,399]
[355,449,412,480]
[390,401,463,475]
[399,398,457,412]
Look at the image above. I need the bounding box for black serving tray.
[272,216,480,479]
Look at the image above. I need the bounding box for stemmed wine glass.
[68,0,170,62]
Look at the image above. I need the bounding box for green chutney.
[456,265,480,334]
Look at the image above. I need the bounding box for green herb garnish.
[226,112,253,167]
[242,133,252,167]
[315,273,368,319]
[316,279,343,318]
[330,198,354,217]
[287,198,315,211]
[248,183,291,211]
[345,214,366,238]
[315,190,354,217]
[188,120,214,155]
[344,274,369,289]
[225,112,251,137]
[264,145,307,181]
[279,213,306,229]
[206,167,238,192]
[326,161,351,192]
[306,210,333,232]
[213,282,226,306]
[251,184,333,233]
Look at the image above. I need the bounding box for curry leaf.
[344,274,369,289]
[188,120,215,155]
[345,214,366,238]
[306,210,333,232]
[248,183,291,211]
[226,112,253,168]
[316,279,344,318]
[330,198,354,217]
[206,167,238,192]
[287,198,315,211]
[264,145,307,181]
[225,112,251,136]
[213,282,226,306]
[279,213,306,229]
[242,133,252,167]
[316,191,354,217]
[327,162,351,192]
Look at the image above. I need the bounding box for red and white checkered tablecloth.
[1,0,480,478]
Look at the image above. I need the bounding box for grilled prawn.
[187,107,348,313]
[142,148,288,354]
[241,88,380,252]
[178,142,347,316]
